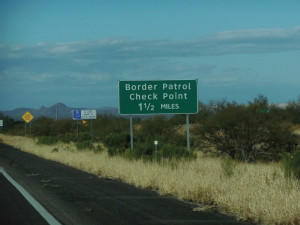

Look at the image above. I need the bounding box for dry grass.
[293,129,300,135]
[1,134,299,225]
[291,124,300,135]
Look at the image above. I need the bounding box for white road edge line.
[0,167,62,225]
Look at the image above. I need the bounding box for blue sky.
[1,0,300,110]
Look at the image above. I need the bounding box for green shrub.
[107,147,127,157]
[103,132,130,148]
[282,150,300,180]
[79,132,91,141]
[93,144,104,153]
[31,117,54,136]
[76,140,94,150]
[157,144,196,161]
[36,136,58,145]
[107,141,196,162]
[197,95,299,162]
[57,133,77,143]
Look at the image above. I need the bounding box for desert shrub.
[197,95,299,162]
[0,113,15,133]
[127,140,155,160]
[57,133,77,143]
[107,140,196,162]
[31,117,55,136]
[172,134,195,148]
[282,150,300,180]
[156,144,196,161]
[107,142,153,160]
[36,136,58,145]
[79,132,91,141]
[93,144,104,153]
[285,97,300,124]
[52,119,74,135]
[94,115,129,140]
[76,140,93,150]
[137,116,178,144]
[103,132,130,148]
[107,146,127,157]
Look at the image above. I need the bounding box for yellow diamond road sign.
[22,111,34,123]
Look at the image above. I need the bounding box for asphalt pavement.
[0,143,253,225]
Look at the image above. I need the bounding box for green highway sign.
[119,80,198,115]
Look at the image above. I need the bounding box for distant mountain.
[2,103,118,120]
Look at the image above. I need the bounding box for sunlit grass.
[1,134,299,225]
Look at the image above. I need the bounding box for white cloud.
[2,26,299,62]
[1,26,299,101]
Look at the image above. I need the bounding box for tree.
[197,96,299,162]
[0,112,15,132]
[285,96,300,124]
[31,117,55,136]
[138,115,177,143]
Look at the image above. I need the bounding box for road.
[0,143,253,225]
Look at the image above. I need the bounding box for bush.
[32,117,55,136]
[103,132,130,148]
[107,141,196,162]
[197,95,299,162]
[36,136,58,145]
[137,116,177,144]
[107,147,127,157]
[157,144,196,161]
[79,132,91,141]
[94,115,129,140]
[76,140,93,150]
[93,144,104,153]
[124,140,155,160]
[282,150,300,180]
[53,119,75,135]
[0,112,15,133]
[57,133,77,143]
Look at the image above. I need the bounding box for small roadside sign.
[0,120,3,127]
[73,110,81,120]
[81,110,96,120]
[72,109,96,141]
[22,111,34,123]
[72,109,96,120]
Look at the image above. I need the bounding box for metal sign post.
[73,109,97,142]
[186,114,190,151]
[154,140,158,151]
[119,80,198,151]
[76,121,79,142]
[22,111,34,136]
[91,120,93,141]
[0,120,3,133]
[130,116,133,150]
